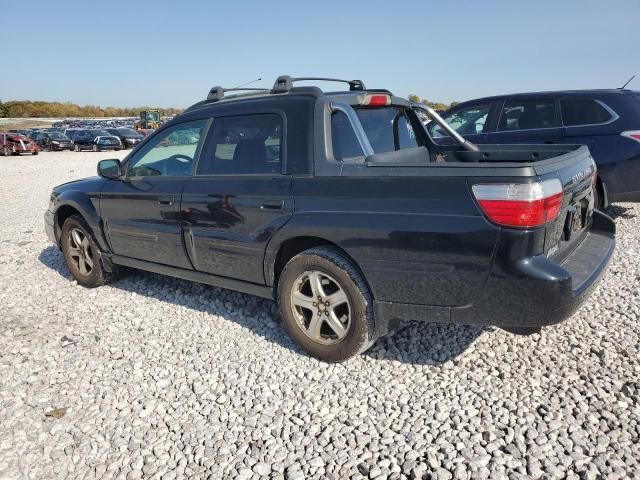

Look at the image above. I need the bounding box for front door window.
[126,120,208,177]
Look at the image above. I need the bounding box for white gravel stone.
[0,151,639,479]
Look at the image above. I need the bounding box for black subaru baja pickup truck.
[45,75,615,362]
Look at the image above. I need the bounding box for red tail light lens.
[621,130,640,143]
[361,94,391,106]
[472,179,563,228]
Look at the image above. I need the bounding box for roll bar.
[411,103,479,153]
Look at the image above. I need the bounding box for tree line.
[407,94,458,112]
[0,100,182,118]
[0,97,454,118]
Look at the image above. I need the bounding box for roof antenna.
[619,75,636,89]
[232,77,262,89]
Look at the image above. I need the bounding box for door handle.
[158,199,174,206]
[260,200,284,211]
[544,140,554,144]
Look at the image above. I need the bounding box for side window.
[126,119,207,177]
[430,104,491,138]
[498,99,556,131]
[331,111,364,161]
[197,114,282,175]
[561,99,614,126]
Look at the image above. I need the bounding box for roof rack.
[272,76,366,93]
[206,86,270,101]
[197,75,371,109]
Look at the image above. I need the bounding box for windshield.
[145,111,160,121]
[8,135,28,141]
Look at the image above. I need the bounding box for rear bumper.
[374,210,615,329]
[609,190,640,203]
[51,144,73,150]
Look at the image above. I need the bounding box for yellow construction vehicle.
[135,110,161,130]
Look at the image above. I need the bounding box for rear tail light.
[472,179,563,228]
[621,130,640,143]
[361,94,391,106]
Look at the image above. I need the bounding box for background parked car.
[66,129,122,152]
[34,132,74,151]
[428,89,640,208]
[105,128,145,149]
[0,132,40,156]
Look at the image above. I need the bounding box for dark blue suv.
[428,89,640,207]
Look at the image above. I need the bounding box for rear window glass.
[355,107,420,154]
[498,99,556,131]
[561,99,614,126]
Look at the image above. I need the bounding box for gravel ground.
[0,151,639,480]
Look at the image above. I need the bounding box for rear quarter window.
[561,98,614,126]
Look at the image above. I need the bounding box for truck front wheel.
[277,246,377,362]
[61,215,115,288]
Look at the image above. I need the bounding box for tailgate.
[542,146,597,258]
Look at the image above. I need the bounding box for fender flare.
[263,213,368,289]
[54,190,110,252]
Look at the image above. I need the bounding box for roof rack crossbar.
[272,75,366,93]
[206,86,270,101]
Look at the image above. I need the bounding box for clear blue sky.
[2,0,639,108]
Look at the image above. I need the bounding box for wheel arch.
[267,235,371,298]
[55,204,82,234]
[53,192,110,252]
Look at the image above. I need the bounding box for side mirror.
[97,159,122,179]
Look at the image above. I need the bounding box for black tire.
[277,246,377,362]
[61,214,114,288]
[33,151,38,155]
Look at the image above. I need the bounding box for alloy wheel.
[290,270,351,345]
[68,228,94,276]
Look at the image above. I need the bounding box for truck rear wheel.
[277,246,377,362]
